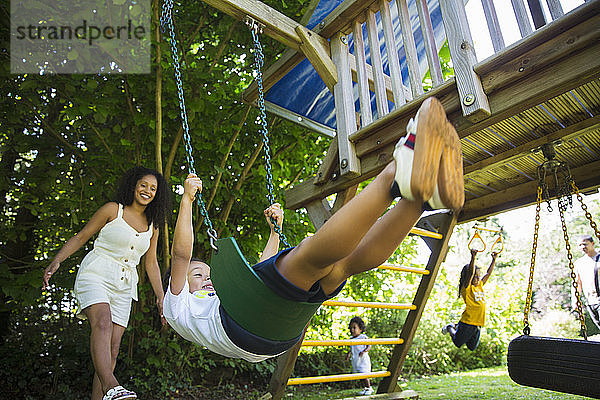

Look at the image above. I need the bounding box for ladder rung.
[378,264,430,274]
[322,300,416,310]
[473,225,502,233]
[302,338,404,346]
[409,227,442,239]
[287,371,391,385]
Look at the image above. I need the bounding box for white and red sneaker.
[103,386,137,400]
[392,97,464,212]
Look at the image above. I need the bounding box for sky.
[464,0,585,62]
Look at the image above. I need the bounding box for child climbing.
[43,167,170,400]
[164,97,464,362]
[443,249,498,351]
[345,316,373,395]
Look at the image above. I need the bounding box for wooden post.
[545,0,564,20]
[439,0,491,121]
[378,212,457,393]
[396,0,424,98]
[331,31,361,178]
[268,329,307,400]
[511,0,533,38]
[379,0,406,108]
[295,25,338,92]
[366,9,390,118]
[353,19,373,128]
[416,0,444,86]
[481,0,506,52]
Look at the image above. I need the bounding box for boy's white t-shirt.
[350,333,372,373]
[163,280,271,363]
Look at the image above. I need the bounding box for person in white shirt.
[573,235,600,330]
[346,316,373,395]
[164,97,464,361]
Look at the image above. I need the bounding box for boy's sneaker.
[103,386,137,400]
[429,120,464,211]
[359,387,374,395]
[392,97,464,212]
[442,323,455,335]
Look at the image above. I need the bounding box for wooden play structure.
[170,0,600,398]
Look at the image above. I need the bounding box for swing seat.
[210,237,321,342]
[507,335,600,398]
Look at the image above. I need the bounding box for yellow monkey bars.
[322,300,416,310]
[302,338,404,347]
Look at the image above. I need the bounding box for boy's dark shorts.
[220,247,346,356]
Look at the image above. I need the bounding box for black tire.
[507,335,600,399]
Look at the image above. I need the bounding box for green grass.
[281,366,591,399]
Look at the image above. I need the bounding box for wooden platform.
[285,1,600,223]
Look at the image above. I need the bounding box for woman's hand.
[42,260,60,290]
[264,203,283,231]
[183,174,202,202]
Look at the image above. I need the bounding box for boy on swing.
[164,97,464,361]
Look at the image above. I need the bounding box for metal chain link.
[161,0,218,250]
[523,185,542,335]
[557,196,588,339]
[247,19,291,248]
[573,181,600,244]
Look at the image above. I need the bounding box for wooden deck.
[285,1,600,223]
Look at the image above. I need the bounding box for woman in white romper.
[43,167,169,400]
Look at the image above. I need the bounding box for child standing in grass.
[346,316,374,395]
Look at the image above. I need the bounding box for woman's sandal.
[102,385,137,400]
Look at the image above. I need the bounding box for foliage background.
[1,0,599,398]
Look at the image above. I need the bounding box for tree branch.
[218,141,264,236]
[206,105,251,210]
[123,79,141,166]
[208,21,238,74]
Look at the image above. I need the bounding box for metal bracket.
[245,16,265,35]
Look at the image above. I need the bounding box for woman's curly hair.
[114,166,170,227]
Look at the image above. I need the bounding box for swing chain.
[557,199,588,339]
[572,181,600,243]
[523,186,542,335]
[247,18,291,248]
[160,0,217,250]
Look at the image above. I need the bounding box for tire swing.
[160,5,320,342]
[507,144,600,399]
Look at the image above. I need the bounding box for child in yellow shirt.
[443,249,498,350]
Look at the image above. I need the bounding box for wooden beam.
[295,25,337,92]
[314,0,381,37]
[305,199,333,229]
[331,32,361,177]
[378,212,457,393]
[315,139,339,185]
[299,0,321,26]
[440,0,491,121]
[475,11,600,94]
[268,329,307,400]
[202,0,305,50]
[338,390,419,400]
[460,160,600,223]
[456,40,600,138]
[464,115,600,176]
